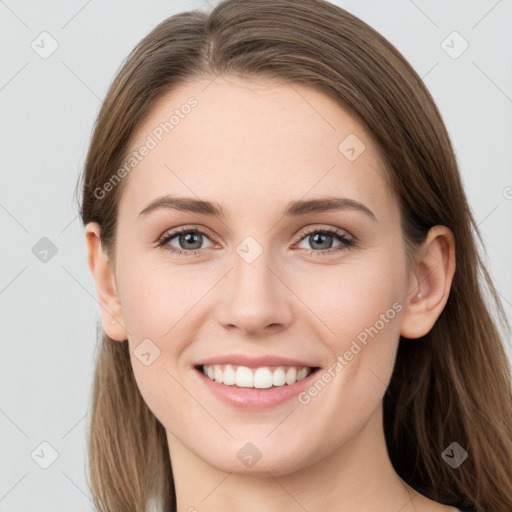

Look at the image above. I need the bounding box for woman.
[79,0,512,511]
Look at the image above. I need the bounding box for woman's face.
[107,76,413,475]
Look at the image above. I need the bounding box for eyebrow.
[139,195,377,222]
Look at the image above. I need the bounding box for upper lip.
[196,354,319,369]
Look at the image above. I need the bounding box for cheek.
[114,250,229,418]
[295,249,407,413]
[283,275,405,468]
[116,250,203,342]
[297,246,407,355]
[328,273,404,359]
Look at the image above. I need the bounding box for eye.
[158,226,217,256]
[294,226,356,255]
[158,225,356,257]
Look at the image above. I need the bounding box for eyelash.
[157,225,356,257]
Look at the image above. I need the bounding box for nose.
[215,245,293,336]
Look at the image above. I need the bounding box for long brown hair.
[79,1,512,510]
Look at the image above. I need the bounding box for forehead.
[117,75,395,221]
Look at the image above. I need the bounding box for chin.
[198,440,322,477]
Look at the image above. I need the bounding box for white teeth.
[296,368,309,381]
[201,364,313,388]
[253,367,273,389]
[235,366,253,387]
[214,366,223,383]
[272,367,286,386]
[223,364,236,385]
[285,367,297,385]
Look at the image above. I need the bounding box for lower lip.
[194,367,320,410]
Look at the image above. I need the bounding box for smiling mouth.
[194,364,321,389]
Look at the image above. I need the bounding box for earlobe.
[85,222,127,341]
[400,226,456,339]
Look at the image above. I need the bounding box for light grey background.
[1,0,511,510]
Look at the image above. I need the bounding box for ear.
[400,225,456,339]
[85,222,127,341]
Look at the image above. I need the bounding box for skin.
[86,75,457,512]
